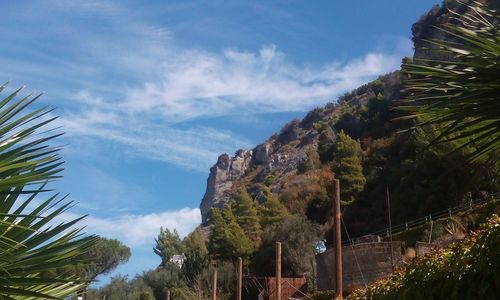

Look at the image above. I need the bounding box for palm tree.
[0,83,97,299]
[398,1,499,161]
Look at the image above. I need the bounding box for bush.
[252,215,319,276]
[348,214,500,300]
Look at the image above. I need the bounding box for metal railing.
[347,192,499,243]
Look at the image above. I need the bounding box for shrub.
[348,214,500,300]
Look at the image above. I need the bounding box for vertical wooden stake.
[165,290,170,300]
[237,257,243,300]
[428,220,434,244]
[386,186,394,271]
[212,266,217,300]
[276,242,282,300]
[334,179,343,300]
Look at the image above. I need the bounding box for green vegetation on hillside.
[258,186,289,227]
[209,204,255,261]
[231,186,262,241]
[87,1,500,298]
[89,226,237,300]
[154,227,184,267]
[348,214,500,300]
[331,130,366,205]
[252,215,319,277]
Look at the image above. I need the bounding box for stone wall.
[316,241,404,291]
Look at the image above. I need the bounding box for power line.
[341,216,367,288]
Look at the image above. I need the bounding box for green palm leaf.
[0,83,98,299]
[397,1,500,161]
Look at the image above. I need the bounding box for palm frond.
[0,83,98,299]
[397,1,500,161]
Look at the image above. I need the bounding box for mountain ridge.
[198,0,499,239]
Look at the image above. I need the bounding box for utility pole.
[212,263,217,300]
[386,186,394,271]
[276,242,282,300]
[334,179,342,300]
[237,257,243,300]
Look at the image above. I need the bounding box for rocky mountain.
[200,108,335,223]
[198,65,408,225]
[198,0,499,234]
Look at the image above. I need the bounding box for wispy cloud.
[122,45,404,121]
[1,0,410,172]
[54,44,404,171]
[55,104,252,171]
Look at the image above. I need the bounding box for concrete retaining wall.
[316,241,404,291]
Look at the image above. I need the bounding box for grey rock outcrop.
[199,116,328,223]
[200,150,252,223]
[251,142,272,166]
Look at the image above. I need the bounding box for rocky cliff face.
[200,150,252,223]
[199,0,481,224]
[199,110,334,223]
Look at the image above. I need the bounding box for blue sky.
[0,0,440,286]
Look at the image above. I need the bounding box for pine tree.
[332,130,366,205]
[208,208,228,259]
[182,229,209,284]
[222,205,255,259]
[232,185,262,241]
[154,228,184,267]
[208,206,254,261]
[259,186,288,227]
[184,228,208,256]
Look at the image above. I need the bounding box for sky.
[0,0,441,286]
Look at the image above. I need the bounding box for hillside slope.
[199,0,499,238]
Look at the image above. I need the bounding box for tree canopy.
[154,227,184,267]
[208,206,255,261]
[231,185,262,242]
[182,228,210,286]
[258,186,288,227]
[252,215,319,276]
[332,130,366,205]
[81,237,131,282]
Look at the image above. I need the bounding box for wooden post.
[386,186,394,271]
[237,257,243,300]
[334,179,342,299]
[212,265,217,300]
[276,242,282,300]
[165,290,170,300]
[428,220,434,244]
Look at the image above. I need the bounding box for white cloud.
[52,43,404,171]
[56,108,252,171]
[11,192,200,247]
[67,208,201,247]
[1,1,410,172]
[123,45,404,121]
